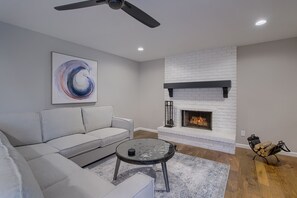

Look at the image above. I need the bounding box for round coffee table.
[113,138,175,192]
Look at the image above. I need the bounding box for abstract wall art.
[52,52,97,104]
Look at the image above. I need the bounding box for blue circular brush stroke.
[67,65,94,98]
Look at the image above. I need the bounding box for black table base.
[113,158,171,192]
[113,139,175,193]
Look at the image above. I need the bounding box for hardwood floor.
[134,131,297,198]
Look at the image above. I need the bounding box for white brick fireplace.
[158,47,237,154]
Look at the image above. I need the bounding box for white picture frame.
[52,52,98,104]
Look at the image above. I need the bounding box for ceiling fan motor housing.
[108,0,125,10]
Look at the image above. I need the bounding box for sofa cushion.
[0,132,44,198]
[42,170,115,198]
[28,153,81,190]
[0,112,42,146]
[41,108,85,142]
[46,134,101,158]
[16,143,59,161]
[82,106,113,132]
[87,128,129,147]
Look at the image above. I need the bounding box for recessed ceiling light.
[255,19,267,26]
[138,47,144,52]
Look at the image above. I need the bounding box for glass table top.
[116,138,175,164]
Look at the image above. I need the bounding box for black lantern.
[165,101,174,127]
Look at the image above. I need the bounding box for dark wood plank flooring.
[134,131,297,198]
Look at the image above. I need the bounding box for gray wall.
[0,22,140,127]
[237,38,297,152]
[1,22,297,152]
[138,59,165,129]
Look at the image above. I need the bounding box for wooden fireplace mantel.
[164,80,232,98]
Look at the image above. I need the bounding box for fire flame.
[190,116,208,127]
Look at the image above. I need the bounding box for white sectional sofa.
[0,106,154,198]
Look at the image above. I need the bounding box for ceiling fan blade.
[121,1,160,28]
[55,0,106,11]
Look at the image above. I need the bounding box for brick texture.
[164,47,237,135]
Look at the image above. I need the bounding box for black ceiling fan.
[54,0,160,28]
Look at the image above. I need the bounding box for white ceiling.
[0,0,297,62]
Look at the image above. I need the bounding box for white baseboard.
[134,127,158,133]
[236,143,297,158]
[235,143,250,149]
[133,129,297,158]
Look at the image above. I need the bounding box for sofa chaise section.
[1,131,155,198]
[0,106,155,198]
[0,107,134,166]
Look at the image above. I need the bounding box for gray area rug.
[88,153,229,198]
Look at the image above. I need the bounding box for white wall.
[237,38,297,152]
[138,39,297,154]
[0,22,141,127]
[138,59,165,130]
[165,47,237,136]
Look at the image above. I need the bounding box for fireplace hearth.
[182,110,212,130]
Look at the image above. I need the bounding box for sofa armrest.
[104,173,154,198]
[112,117,134,139]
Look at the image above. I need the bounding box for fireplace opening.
[182,110,212,130]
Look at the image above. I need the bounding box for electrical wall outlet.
[241,130,246,137]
